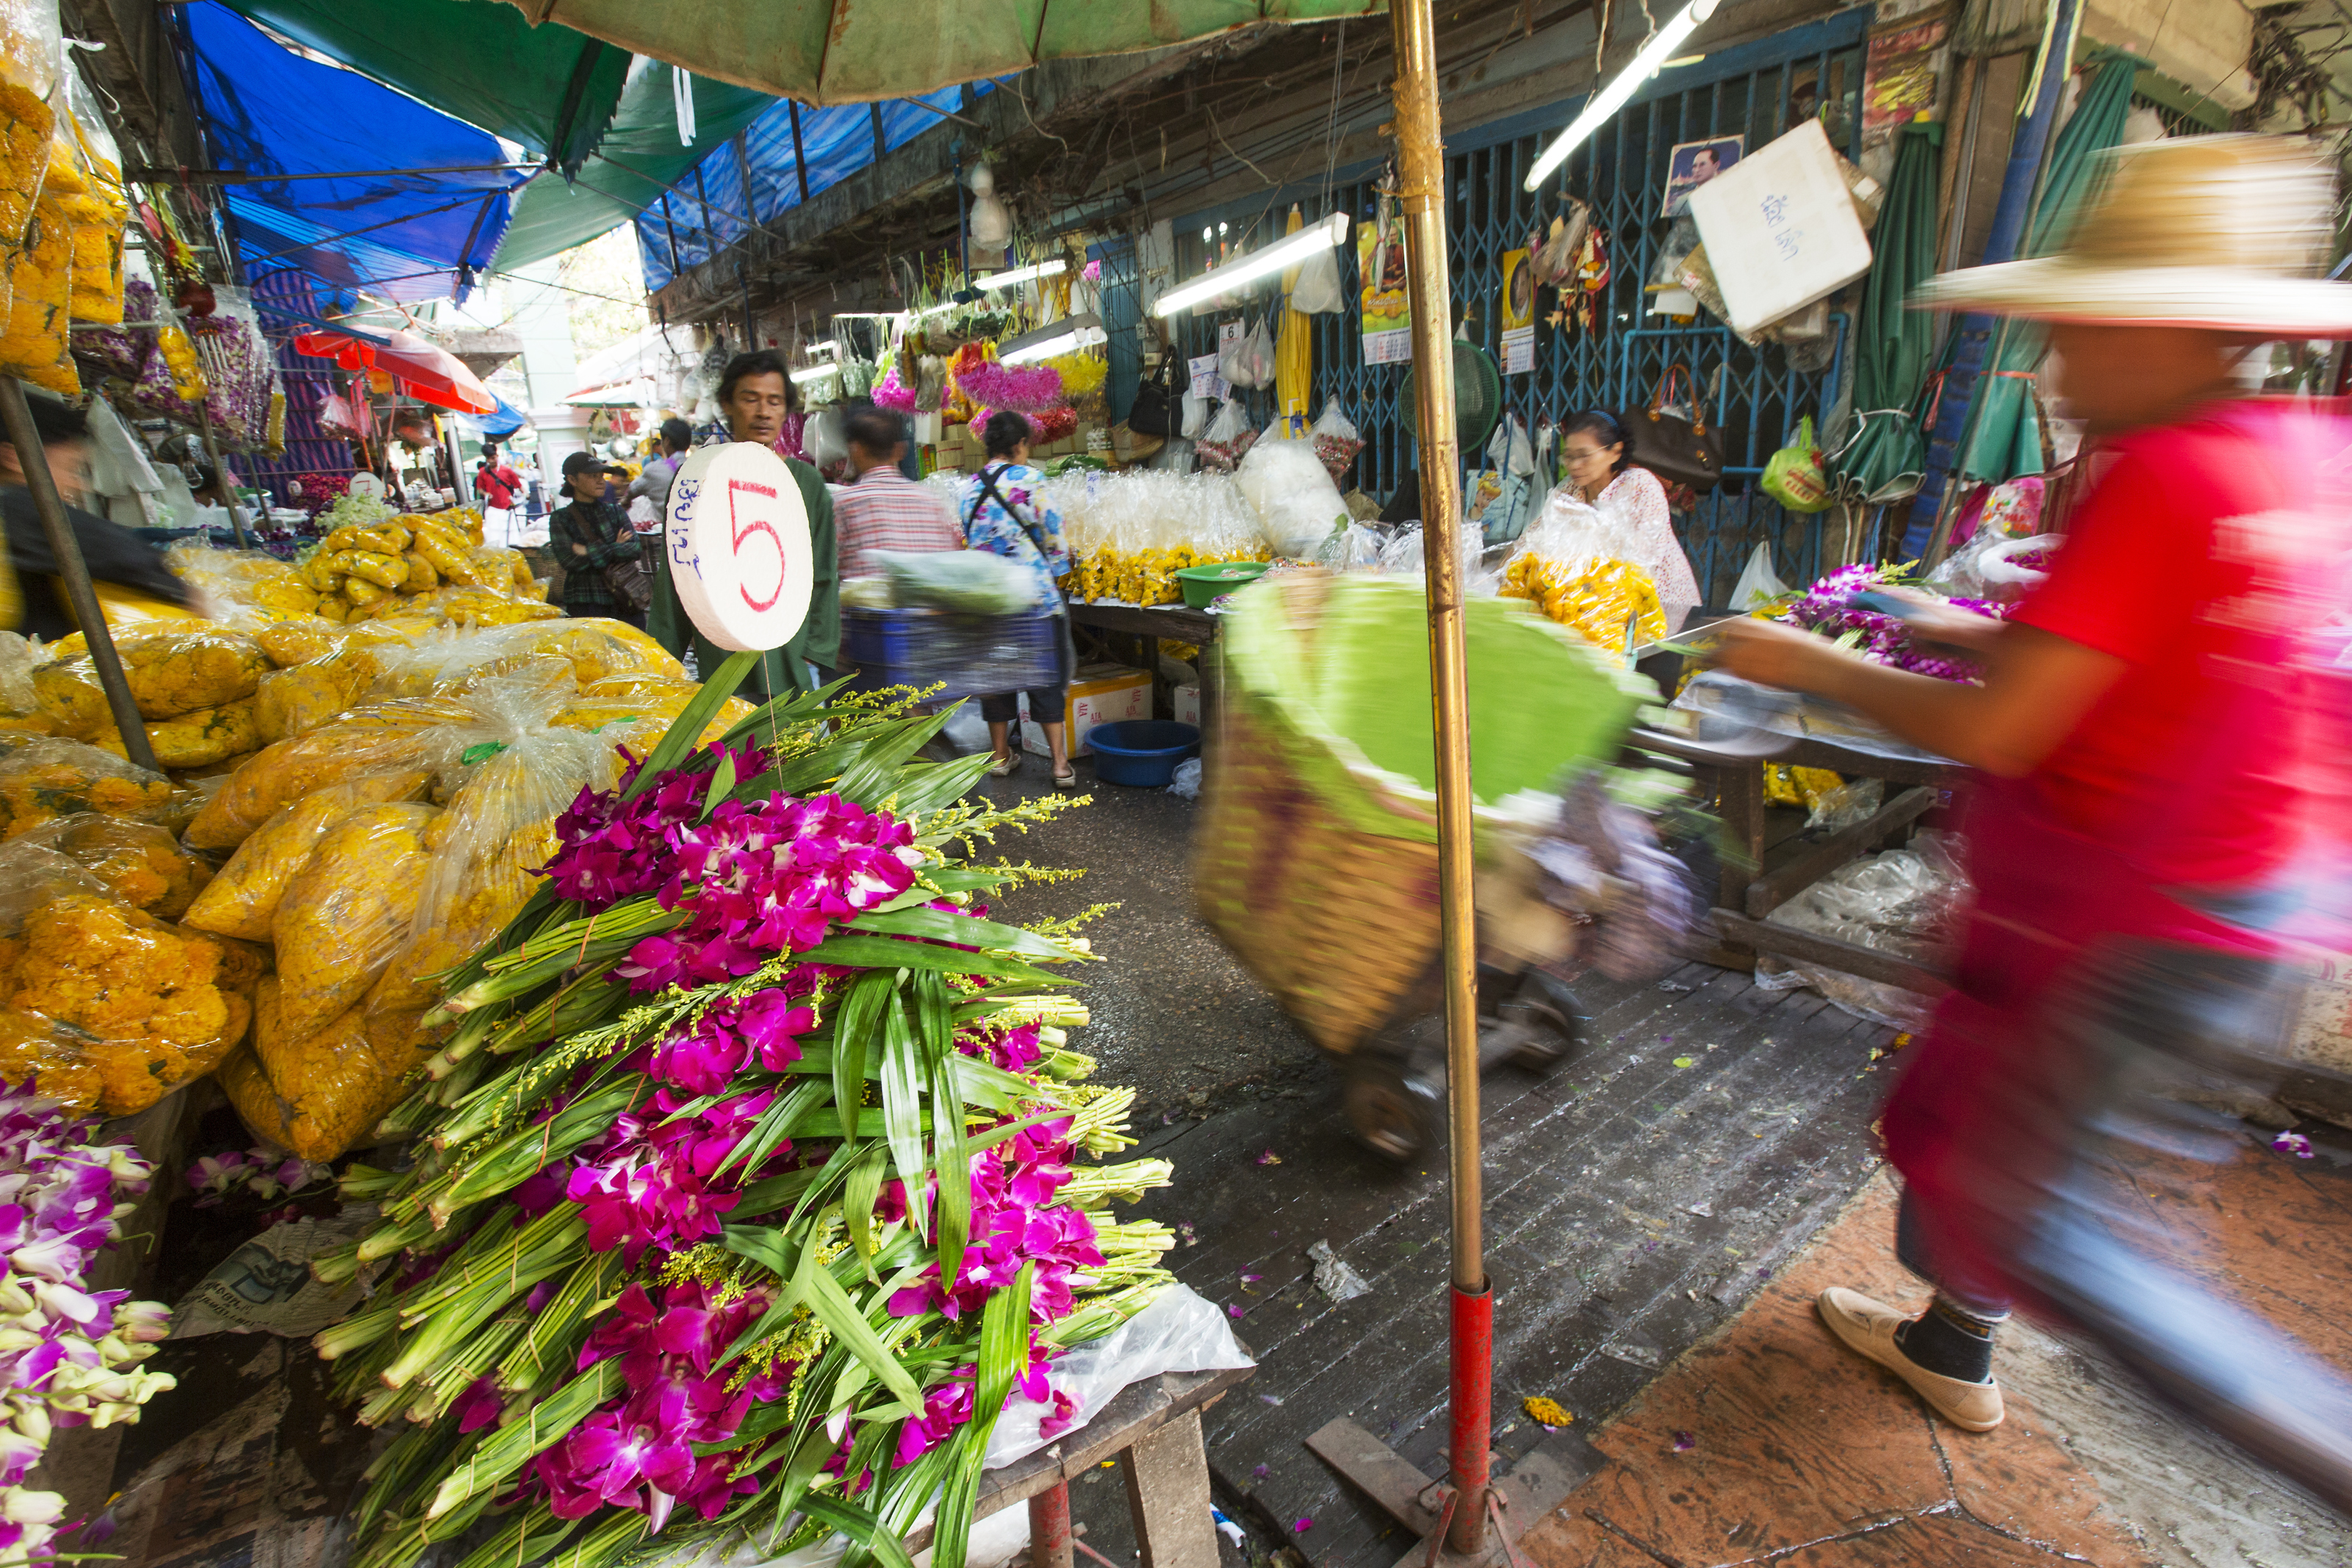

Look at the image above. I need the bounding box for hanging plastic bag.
[1311,401,1363,484]
[1291,240,1345,314]
[1730,542,1791,611]
[1234,439,1347,558]
[271,801,441,1038]
[1476,417,1538,546]
[1760,416,1833,514]
[1245,315,1278,389]
[1180,387,1208,441]
[1218,322,1256,389]
[1195,398,1257,475]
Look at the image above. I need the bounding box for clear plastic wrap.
[0,0,60,262]
[182,769,431,941]
[1757,831,1971,1027]
[94,697,262,771]
[366,617,678,699]
[1234,437,1348,558]
[0,874,251,1115]
[868,547,1036,614]
[0,1004,101,1112]
[0,736,175,839]
[11,813,211,918]
[0,112,72,395]
[111,627,271,719]
[270,801,439,1037]
[1039,470,1273,605]
[57,68,125,327]
[1496,489,1672,651]
[364,682,627,1047]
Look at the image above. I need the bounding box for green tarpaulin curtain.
[1831,121,1941,503]
[222,0,627,172]
[1952,47,2143,485]
[495,66,777,271]
[491,0,1385,104]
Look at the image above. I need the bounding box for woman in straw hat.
[1713,135,2352,1498]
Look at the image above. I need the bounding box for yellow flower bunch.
[1045,352,1108,398]
[0,741,175,840]
[1499,554,1669,651]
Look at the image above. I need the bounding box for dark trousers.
[978,609,1074,726]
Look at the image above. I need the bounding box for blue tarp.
[456,391,531,441]
[633,84,991,293]
[184,2,529,301]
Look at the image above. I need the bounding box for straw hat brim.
[1911,258,2352,335]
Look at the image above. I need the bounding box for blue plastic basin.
[1085,720,1201,787]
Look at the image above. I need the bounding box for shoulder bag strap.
[971,466,1053,558]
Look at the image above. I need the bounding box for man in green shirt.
[645,350,838,703]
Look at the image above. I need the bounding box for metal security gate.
[1170,8,1869,605]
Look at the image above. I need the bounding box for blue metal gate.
[1168,8,1869,604]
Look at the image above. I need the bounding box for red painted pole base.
[1029,1478,1073,1568]
[1448,1280,1493,1554]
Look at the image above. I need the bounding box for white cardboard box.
[1019,663,1151,758]
[1688,120,1873,336]
[1173,682,1201,728]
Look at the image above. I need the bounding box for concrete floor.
[96,755,2352,1568]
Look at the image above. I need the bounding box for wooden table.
[1629,726,1970,995]
[1066,602,1223,725]
[905,1362,1255,1568]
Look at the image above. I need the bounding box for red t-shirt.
[476,462,522,508]
[2007,401,2347,889]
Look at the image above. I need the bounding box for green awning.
[1953,48,2140,486]
[492,0,1386,104]
[1831,122,1941,505]
[495,65,778,270]
[223,0,628,171]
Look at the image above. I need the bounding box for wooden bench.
[905,1362,1256,1568]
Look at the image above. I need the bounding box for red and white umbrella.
[292,327,497,415]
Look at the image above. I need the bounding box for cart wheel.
[1500,973,1588,1071]
[1342,1052,1442,1163]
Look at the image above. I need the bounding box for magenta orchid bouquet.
[1772,562,2004,683]
[0,1082,176,1564]
[309,664,1173,1568]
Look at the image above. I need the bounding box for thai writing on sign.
[1760,193,1802,260]
[664,442,813,652]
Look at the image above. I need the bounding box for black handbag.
[1623,364,1725,494]
[1127,353,1179,438]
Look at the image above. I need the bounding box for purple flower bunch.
[645,985,819,1100]
[184,1148,332,1207]
[616,792,923,994]
[0,1080,175,1561]
[531,1279,785,1532]
[544,743,769,911]
[560,1090,788,1263]
[1774,563,2000,683]
[871,364,918,413]
[959,1018,1045,1074]
[888,1118,1105,1328]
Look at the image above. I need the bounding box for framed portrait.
[1662,134,1744,217]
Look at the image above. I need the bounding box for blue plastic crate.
[842,606,1060,697]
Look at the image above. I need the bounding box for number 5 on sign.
[663,443,814,652]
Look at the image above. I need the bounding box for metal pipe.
[1390,0,1487,1551]
[0,378,159,772]
[195,402,248,548]
[1027,1480,1073,1568]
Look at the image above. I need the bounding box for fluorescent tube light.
[1153,212,1350,317]
[980,257,1069,291]
[789,364,839,384]
[997,313,1106,365]
[806,339,840,357]
[1524,0,1719,192]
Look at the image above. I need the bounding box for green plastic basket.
[1173,559,1273,608]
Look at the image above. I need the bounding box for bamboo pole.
[1390,0,1489,1553]
[0,378,159,771]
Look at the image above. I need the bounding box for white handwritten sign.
[1687,119,1870,336]
[664,442,813,652]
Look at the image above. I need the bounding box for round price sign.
[662,442,813,652]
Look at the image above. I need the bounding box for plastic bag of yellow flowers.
[27,627,273,769]
[10,814,211,920]
[366,616,680,700]
[0,856,255,1115]
[220,978,425,1162]
[271,800,440,1038]
[0,736,176,841]
[182,769,431,942]
[363,680,629,1056]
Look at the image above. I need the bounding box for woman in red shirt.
[1714,137,2352,1500]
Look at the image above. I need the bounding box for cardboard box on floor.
[1019,662,1150,758]
[1173,682,1201,728]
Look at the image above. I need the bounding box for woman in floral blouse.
[959,411,1076,787]
[1559,409,1702,632]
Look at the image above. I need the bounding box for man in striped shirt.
[834,406,960,577]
